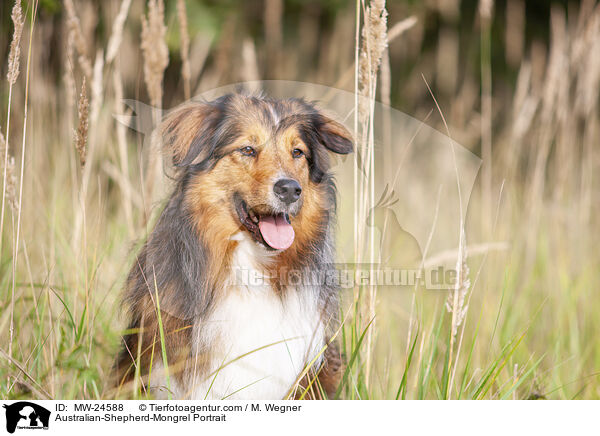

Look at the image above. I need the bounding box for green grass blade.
[153,281,172,400]
[396,328,419,400]
[335,317,374,399]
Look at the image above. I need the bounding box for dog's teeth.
[248,210,259,223]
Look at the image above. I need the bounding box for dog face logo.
[2,402,50,433]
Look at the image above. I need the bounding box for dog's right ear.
[160,102,222,167]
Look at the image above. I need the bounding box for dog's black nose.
[273,178,302,204]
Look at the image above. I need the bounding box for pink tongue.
[258,214,295,250]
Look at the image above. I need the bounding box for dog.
[115,93,353,399]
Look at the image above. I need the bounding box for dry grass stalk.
[141,0,169,108]
[522,6,568,268]
[106,0,132,64]
[479,0,494,237]
[177,0,192,100]
[7,0,24,85]
[11,0,36,361]
[72,51,104,252]
[141,0,169,210]
[264,0,283,75]
[241,38,260,91]
[64,0,93,79]
[355,0,388,389]
[74,78,89,167]
[352,0,361,294]
[62,9,76,129]
[446,229,470,340]
[325,15,416,96]
[356,0,387,273]
[113,61,135,237]
[577,7,600,225]
[0,132,17,213]
[1,0,24,248]
[89,50,104,135]
[380,48,391,107]
[358,0,388,122]
[74,51,105,324]
[479,0,494,20]
[356,0,389,260]
[2,0,24,362]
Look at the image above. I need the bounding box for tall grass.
[0,0,599,400]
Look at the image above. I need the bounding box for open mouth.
[234,193,295,251]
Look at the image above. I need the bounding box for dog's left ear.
[316,115,354,155]
[304,113,353,183]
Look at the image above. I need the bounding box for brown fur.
[295,342,344,400]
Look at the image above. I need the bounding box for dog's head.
[161,94,353,252]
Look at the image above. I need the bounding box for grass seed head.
[0,131,18,213]
[141,0,169,108]
[7,0,24,85]
[177,0,191,99]
[358,0,388,122]
[74,78,89,167]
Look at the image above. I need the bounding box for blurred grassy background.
[0,0,599,399]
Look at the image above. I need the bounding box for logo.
[2,402,50,434]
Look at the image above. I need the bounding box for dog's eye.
[239,146,257,157]
[292,148,304,159]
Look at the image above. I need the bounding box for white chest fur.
[168,235,325,399]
